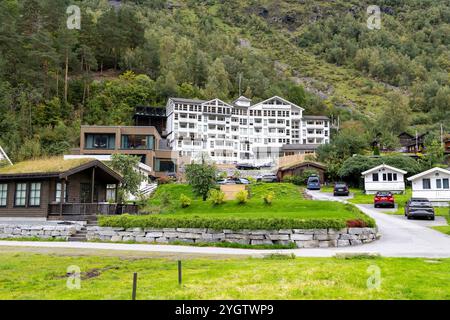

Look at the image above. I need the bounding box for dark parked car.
[306,175,321,190]
[333,182,349,196]
[404,198,435,220]
[374,191,395,208]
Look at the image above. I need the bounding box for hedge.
[98,214,375,231]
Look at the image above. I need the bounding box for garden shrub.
[180,194,192,208]
[263,191,274,205]
[157,176,172,185]
[290,175,304,186]
[208,189,225,205]
[236,190,248,204]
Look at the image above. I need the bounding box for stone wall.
[0,223,83,240]
[86,226,379,248]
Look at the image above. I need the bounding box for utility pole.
[440,123,444,148]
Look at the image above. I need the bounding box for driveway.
[306,190,450,258]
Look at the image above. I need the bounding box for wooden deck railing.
[48,203,139,217]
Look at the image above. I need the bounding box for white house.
[361,164,407,194]
[407,167,450,206]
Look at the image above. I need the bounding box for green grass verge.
[432,226,450,236]
[1,253,450,299]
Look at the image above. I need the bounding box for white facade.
[407,167,450,206]
[361,164,407,194]
[166,96,330,165]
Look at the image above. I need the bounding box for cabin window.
[422,179,431,190]
[393,173,398,181]
[14,183,27,207]
[29,182,41,207]
[443,178,449,189]
[0,184,7,207]
[436,179,442,189]
[55,182,68,203]
[382,173,387,181]
[372,173,379,182]
[106,184,117,202]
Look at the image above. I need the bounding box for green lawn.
[146,183,366,220]
[1,252,449,299]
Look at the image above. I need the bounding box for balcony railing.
[48,203,139,217]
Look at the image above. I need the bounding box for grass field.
[1,252,449,300]
[145,183,364,220]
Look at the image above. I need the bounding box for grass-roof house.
[0,158,131,220]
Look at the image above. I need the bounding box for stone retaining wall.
[0,223,84,240]
[86,226,379,248]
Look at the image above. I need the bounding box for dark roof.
[279,161,327,171]
[169,97,206,105]
[303,115,330,120]
[281,144,321,151]
[0,159,123,182]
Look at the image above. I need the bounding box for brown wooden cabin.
[277,161,327,183]
[0,158,137,220]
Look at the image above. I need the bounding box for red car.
[374,191,395,208]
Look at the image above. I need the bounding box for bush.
[208,189,225,205]
[98,214,364,230]
[236,190,249,204]
[290,175,304,186]
[157,176,172,185]
[263,191,274,205]
[179,194,192,208]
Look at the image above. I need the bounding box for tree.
[110,154,144,203]
[185,158,217,201]
[421,139,445,169]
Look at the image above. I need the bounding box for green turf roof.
[0,158,96,175]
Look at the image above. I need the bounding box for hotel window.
[55,182,68,203]
[85,134,115,149]
[0,184,7,207]
[15,183,27,207]
[29,182,41,207]
[422,179,431,189]
[121,135,154,150]
[106,184,117,202]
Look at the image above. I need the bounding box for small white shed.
[407,167,450,206]
[361,164,407,194]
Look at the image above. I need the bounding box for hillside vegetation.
[0,0,448,162]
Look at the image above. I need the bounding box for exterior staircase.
[140,182,158,196]
[68,219,97,242]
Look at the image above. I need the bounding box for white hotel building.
[166,96,330,165]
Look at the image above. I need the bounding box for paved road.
[1,192,449,258]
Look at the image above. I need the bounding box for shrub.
[236,190,249,204]
[290,175,304,186]
[157,176,172,185]
[179,194,192,208]
[98,214,358,230]
[208,189,225,205]
[263,191,274,205]
[246,176,256,184]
